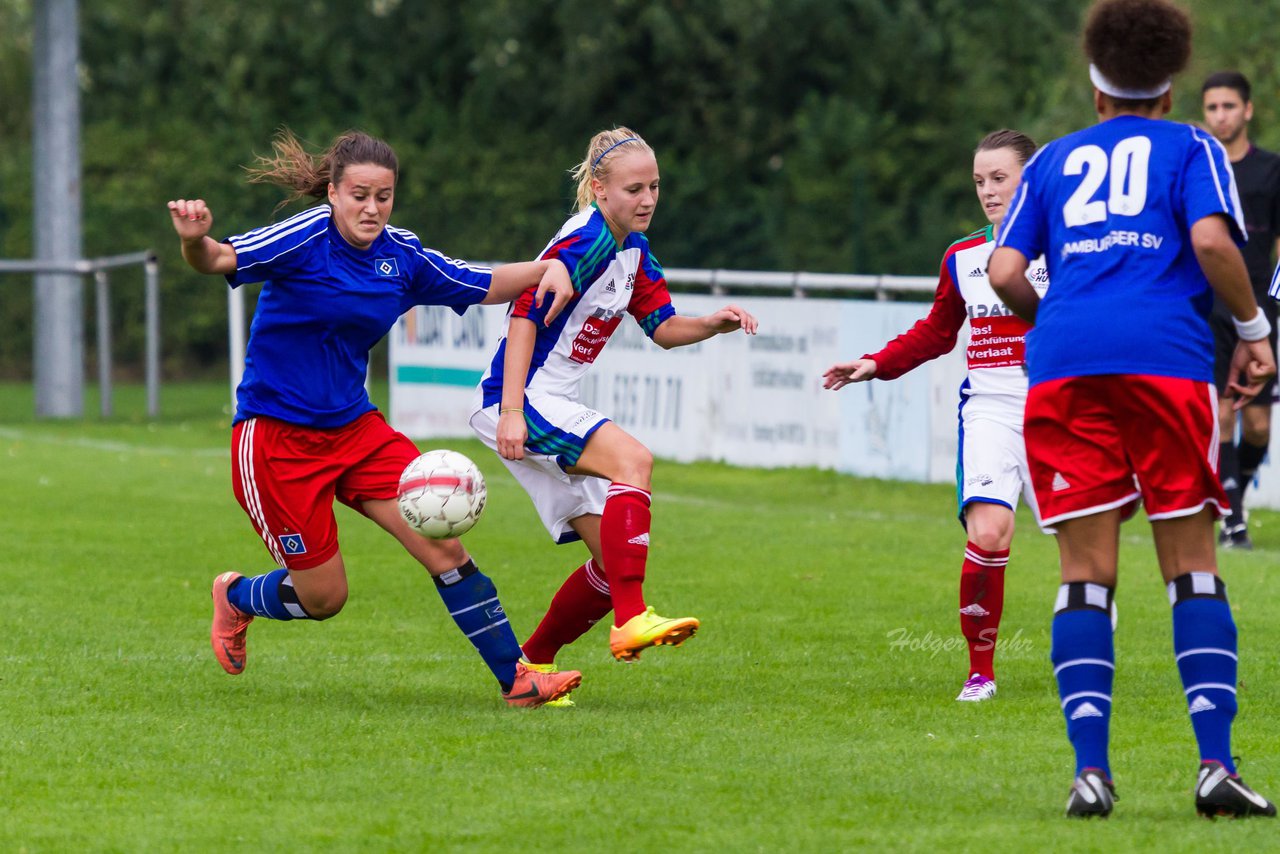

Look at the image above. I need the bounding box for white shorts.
[956,394,1042,527]
[469,396,610,544]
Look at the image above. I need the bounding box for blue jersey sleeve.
[404,247,492,315]
[224,206,331,288]
[996,149,1049,260]
[1184,128,1247,245]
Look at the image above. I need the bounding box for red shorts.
[230,411,420,569]
[1024,375,1226,526]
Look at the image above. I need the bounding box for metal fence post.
[145,254,160,418]
[228,285,246,413]
[94,269,112,417]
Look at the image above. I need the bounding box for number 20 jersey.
[998,115,1245,387]
[478,206,676,406]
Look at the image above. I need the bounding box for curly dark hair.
[1084,0,1191,93]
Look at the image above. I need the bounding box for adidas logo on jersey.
[1052,472,1071,492]
[604,279,617,293]
[968,267,985,278]
[1189,694,1217,714]
[959,603,990,617]
[627,533,650,547]
[1070,701,1105,720]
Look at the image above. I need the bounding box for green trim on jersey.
[945,224,994,252]
[572,226,619,293]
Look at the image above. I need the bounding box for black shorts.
[1212,300,1279,407]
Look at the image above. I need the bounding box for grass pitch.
[1,383,1277,851]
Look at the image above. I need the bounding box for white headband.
[1089,64,1171,100]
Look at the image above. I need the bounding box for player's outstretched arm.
[822,359,877,390]
[167,199,237,275]
[484,259,573,324]
[988,246,1038,323]
[651,304,758,349]
[496,317,536,461]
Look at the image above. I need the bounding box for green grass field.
[1,382,1277,851]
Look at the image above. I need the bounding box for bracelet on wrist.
[1233,309,1272,342]
[500,408,524,415]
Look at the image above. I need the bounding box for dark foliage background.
[0,0,1273,377]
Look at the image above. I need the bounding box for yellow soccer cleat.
[503,659,582,708]
[609,606,699,662]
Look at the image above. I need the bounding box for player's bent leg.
[521,515,613,669]
[211,558,333,675]
[570,425,671,639]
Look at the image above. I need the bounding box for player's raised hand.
[1226,337,1278,410]
[168,199,238,275]
[705,304,758,335]
[534,259,574,325]
[167,198,213,242]
[823,358,877,390]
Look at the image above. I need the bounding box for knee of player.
[1242,425,1270,446]
[300,587,348,620]
[618,446,654,485]
[967,518,1015,552]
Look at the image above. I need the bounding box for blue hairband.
[591,137,640,171]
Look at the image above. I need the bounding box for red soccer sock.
[959,542,1009,680]
[600,483,651,625]
[521,560,613,665]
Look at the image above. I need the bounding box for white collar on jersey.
[1089,64,1170,100]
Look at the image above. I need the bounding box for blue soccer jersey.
[998,115,1245,386]
[226,205,492,427]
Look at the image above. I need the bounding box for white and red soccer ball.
[397,449,487,539]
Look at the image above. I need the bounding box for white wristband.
[1233,309,1272,342]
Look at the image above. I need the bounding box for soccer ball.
[397,449,487,539]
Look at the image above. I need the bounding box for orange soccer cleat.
[210,571,253,675]
[502,659,583,708]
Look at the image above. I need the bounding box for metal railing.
[663,268,937,300]
[225,266,937,409]
[0,250,160,417]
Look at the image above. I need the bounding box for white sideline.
[0,426,229,458]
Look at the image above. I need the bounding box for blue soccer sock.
[1051,582,1116,779]
[1169,572,1238,774]
[434,560,522,691]
[227,569,311,620]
